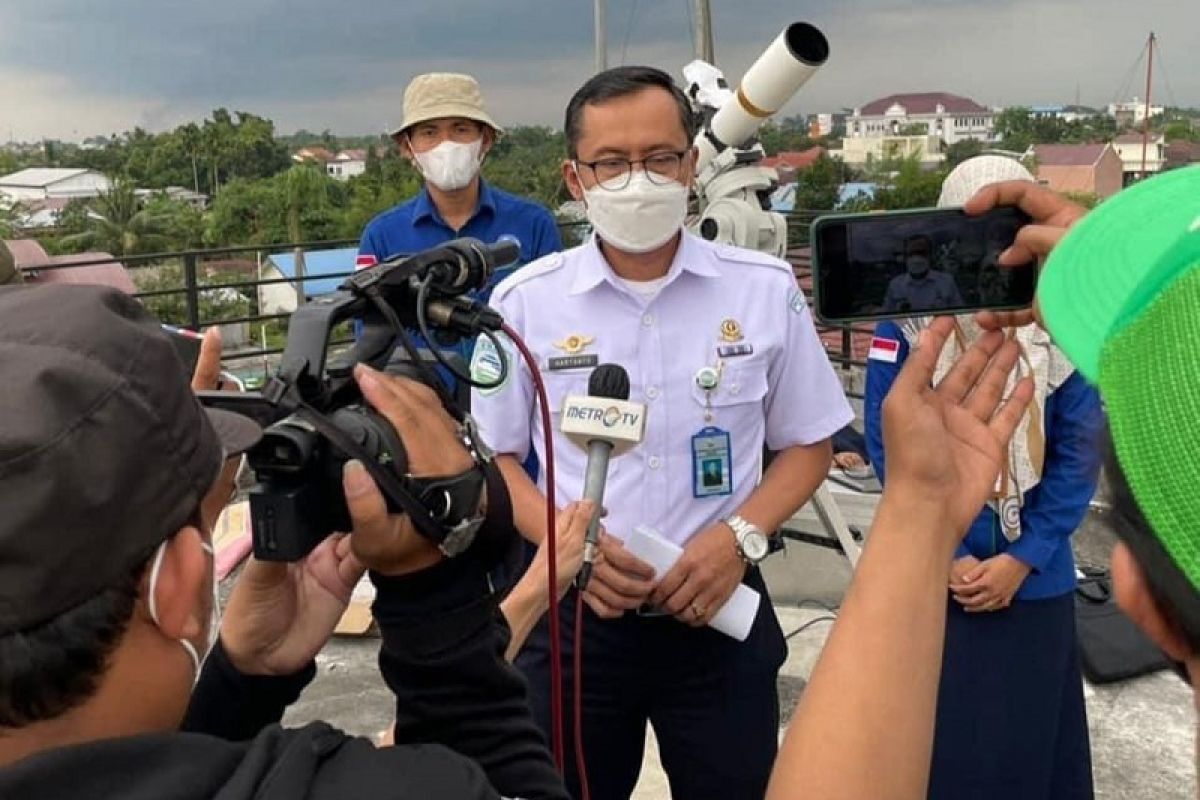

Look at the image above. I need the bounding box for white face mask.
[412,138,483,192]
[148,539,219,683]
[580,169,688,255]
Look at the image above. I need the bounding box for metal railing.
[16,213,870,395]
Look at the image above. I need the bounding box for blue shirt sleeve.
[1005,370,1105,572]
[864,322,971,560]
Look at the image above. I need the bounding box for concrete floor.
[280,504,1196,799]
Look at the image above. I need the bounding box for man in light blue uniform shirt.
[356,72,562,377]
[470,66,851,800]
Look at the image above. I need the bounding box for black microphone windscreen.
[588,363,630,400]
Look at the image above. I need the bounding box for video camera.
[199,238,515,562]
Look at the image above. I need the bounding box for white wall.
[327,160,366,181]
[258,265,301,315]
[1113,139,1165,173]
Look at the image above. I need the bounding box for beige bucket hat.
[391,73,503,137]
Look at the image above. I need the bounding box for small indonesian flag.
[868,336,900,363]
[355,253,378,270]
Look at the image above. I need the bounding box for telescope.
[686,22,830,257]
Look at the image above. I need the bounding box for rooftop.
[0,167,94,188]
[266,247,358,296]
[858,92,990,116]
[1033,143,1110,167]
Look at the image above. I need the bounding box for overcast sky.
[1,0,1195,141]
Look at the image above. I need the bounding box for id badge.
[692,426,733,498]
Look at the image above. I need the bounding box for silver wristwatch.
[725,514,770,566]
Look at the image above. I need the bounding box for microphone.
[559,364,646,591]
[369,237,519,296]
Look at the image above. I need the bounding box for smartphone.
[811,206,1036,324]
[161,324,204,376]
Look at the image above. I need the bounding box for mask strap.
[147,538,214,681]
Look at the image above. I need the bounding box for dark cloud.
[1,0,1196,139]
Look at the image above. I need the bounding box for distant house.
[259,248,358,314]
[762,147,826,184]
[1111,133,1167,183]
[0,168,112,202]
[292,146,335,165]
[327,149,369,181]
[809,113,847,138]
[1165,141,1200,171]
[847,92,995,145]
[1030,105,1099,123]
[1032,143,1124,199]
[134,186,209,208]
[1107,98,1164,126]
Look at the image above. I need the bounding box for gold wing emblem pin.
[553,334,595,355]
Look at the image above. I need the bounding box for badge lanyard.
[692,359,733,498]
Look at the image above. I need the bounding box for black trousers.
[516,568,786,800]
[929,593,1094,800]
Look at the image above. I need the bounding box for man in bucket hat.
[357,73,562,321]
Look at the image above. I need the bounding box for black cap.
[0,284,262,633]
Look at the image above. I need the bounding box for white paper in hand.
[625,525,761,642]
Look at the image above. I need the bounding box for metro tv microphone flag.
[559,364,646,590]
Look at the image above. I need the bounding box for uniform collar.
[412,180,497,226]
[568,230,720,296]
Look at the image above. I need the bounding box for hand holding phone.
[812,207,1036,324]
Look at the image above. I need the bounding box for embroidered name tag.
[717,343,754,358]
[548,354,600,371]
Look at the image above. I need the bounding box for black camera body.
[199,238,513,562]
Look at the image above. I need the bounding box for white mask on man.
[579,169,688,254]
[148,538,219,683]
[412,138,484,192]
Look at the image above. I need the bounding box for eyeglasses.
[575,151,689,191]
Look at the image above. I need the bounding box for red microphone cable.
[501,323,565,771]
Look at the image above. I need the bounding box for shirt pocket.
[689,360,770,410]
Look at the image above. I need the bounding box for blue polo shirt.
[358,180,562,306]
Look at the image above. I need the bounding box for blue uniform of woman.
[866,319,1102,800]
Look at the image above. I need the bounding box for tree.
[132,262,250,328]
[58,180,173,256]
[872,155,945,210]
[898,123,928,136]
[791,154,842,210]
[1164,121,1199,143]
[945,139,985,169]
[994,106,1034,153]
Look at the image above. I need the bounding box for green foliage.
[1164,121,1199,143]
[758,118,815,156]
[897,123,928,136]
[1061,191,1100,210]
[791,154,843,211]
[945,139,985,169]
[131,262,251,327]
[871,155,945,210]
[57,180,174,256]
[483,126,568,209]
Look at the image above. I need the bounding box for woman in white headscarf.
[863,156,1103,799]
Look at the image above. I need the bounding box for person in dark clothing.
[0,283,572,800]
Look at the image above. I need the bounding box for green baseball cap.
[1039,165,1200,599]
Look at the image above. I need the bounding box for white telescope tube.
[694,22,829,173]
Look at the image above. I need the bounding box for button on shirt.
[471,232,854,547]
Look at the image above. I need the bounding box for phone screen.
[812,207,1036,323]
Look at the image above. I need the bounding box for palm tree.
[60,179,172,256]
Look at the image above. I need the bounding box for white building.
[326,150,368,181]
[0,168,112,202]
[1030,105,1100,123]
[1112,132,1166,181]
[846,92,996,146]
[1107,98,1164,125]
[836,135,944,168]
